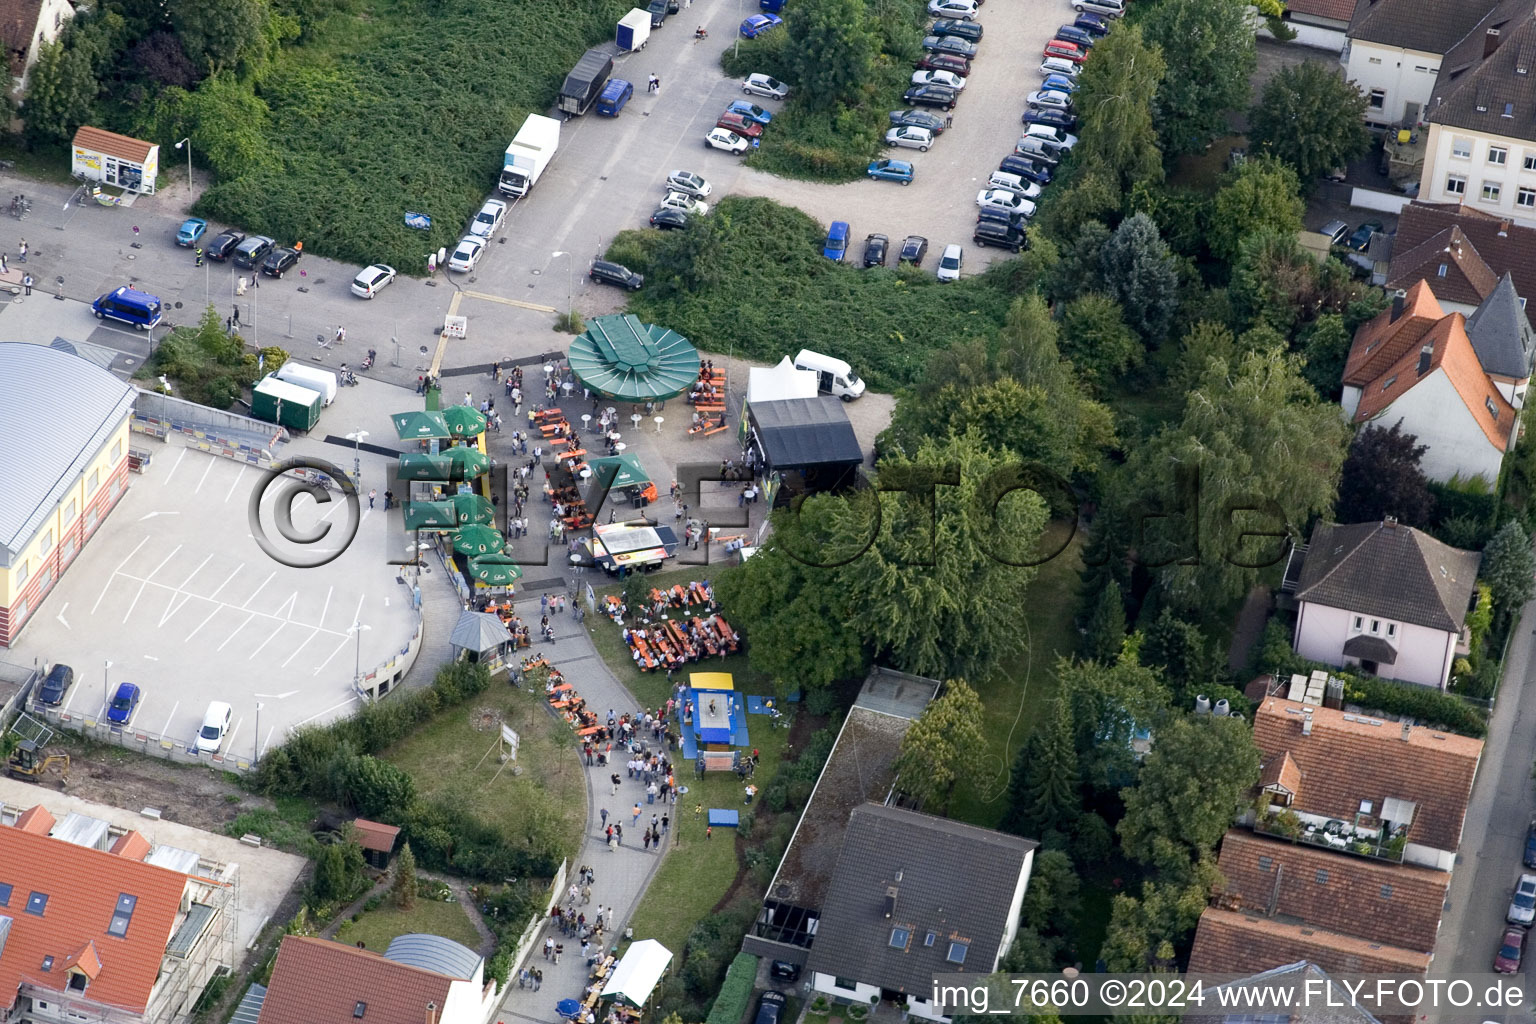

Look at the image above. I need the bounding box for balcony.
[1253,809,1408,864]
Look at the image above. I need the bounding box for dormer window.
[1505,102,1515,117]
[67,974,87,992]
[1488,397,1501,419]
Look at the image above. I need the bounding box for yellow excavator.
[8,739,69,784]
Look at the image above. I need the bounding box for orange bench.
[703,424,730,437]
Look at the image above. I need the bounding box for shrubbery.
[705,954,759,1024]
[135,304,289,408]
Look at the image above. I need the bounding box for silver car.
[936,243,963,283]
[1513,874,1536,926]
[1026,89,1073,111]
[448,235,485,273]
[885,125,934,151]
[659,191,709,216]
[976,189,1036,218]
[666,170,712,198]
[469,198,508,238]
[743,73,789,100]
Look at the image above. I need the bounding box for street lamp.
[551,251,573,325]
[103,659,112,715]
[174,138,192,192]
[255,702,264,764]
[345,430,369,492]
[349,621,372,688]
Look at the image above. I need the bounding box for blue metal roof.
[383,933,482,980]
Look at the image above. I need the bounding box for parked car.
[650,207,690,230]
[717,111,765,138]
[351,263,397,299]
[886,125,935,151]
[232,234,276,269]
[1023,122,1079,148]
[823,220,851,261]
[974,219,1027,252]
[447,235,485,272]
[261,246,302,279]
[743,73,790,99]
[1015,136,1062,164]
[1524,821,1536,869]
[1348,220,1384,251]
[1073,0,1124,15]
[206,229,245,261]
[1042,73,1079,94]
[769,961,802,983]
[899,234,929,266]
[1040,56,1082,78]
[1000,154,1054,184]
[1497,928,1526,973]
[1509,873,1536,926]
[912,69,967,90]
[740,13,782,37]
[754,992,787,1024]
[1042,39,1086,63]
[1023,108,1079,132]
[728,100,774,125]
[667,171,712,199]
[890,109,947,134]
[915,52,972,75]
[867,158,915,184]
[647,0,669,26]
[1054,25,1096,49]
[922,34,978,58]
[976,205,1028,229]
[930,17,982,40]
[904,84,958,109]
[862,233,889,267]
[590,259,644,290]
[37,663,74,706]
[470,198,508,238]
[1074,12,1110,34]
[106,682,141,725]
[1027,89,1073,111]
[196,701,232,754]
[936,243,964,282]
[705,127,752,153]
[660,191,710,216]
[927,0,977,18]
[987,171,1041,199]
[176,218,207,247]
[1320,218,1351,246]
[977,189,1036,218]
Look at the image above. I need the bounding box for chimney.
[1302,714,1314,736]
[1416,343,1434,376]
[1500,220,1512,237]
[1402,721,1412,741]
[883,886,899,919]
[1391,292,1406,321]
[1383,516,1399,529]
[1486,27,1502,58]
[426,1003,438,1024]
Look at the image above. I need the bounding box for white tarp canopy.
[600,939,673,1007]
[747,356,818,405]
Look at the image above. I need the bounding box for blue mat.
[746,696,781,715]
[708,809,740,827]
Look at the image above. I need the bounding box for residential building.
[1386,201,1536,311]
[1281,0,1354,51]
[0,0,75,93]
[254,935,501,1024]
[804,804,1036,1022]
[1188,961,1389,1024]
[0,803,238,1024]
[1344,0,1492,127]
[0,343,136,646]
[1285,519,1481,688]
[1417,1,1536,225]
[1339,278,1529,484]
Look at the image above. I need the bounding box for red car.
[1496,928,1526,973]
[716,112,764,139]
[1042,39,1086,63]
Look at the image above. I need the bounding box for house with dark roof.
[1344,0,1496,127]
[0,804,237,1024]
[1415,0,1536,224]
[0,0,75,92]
[804,805,1036,1022]
[1284,519,1481,688]
[1383,201,1536,311]
[1282,0,1355,51]
[253,935,500,1024]
[1339,278,1529,484]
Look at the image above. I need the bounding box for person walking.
[600,807,608,828]
[17,239,27,262]
[232,305,241,326]
[335,325,347,345]
[368,489,376,509]
[648,73,658,92]
[193,247,204,267]
[21,273,31,296]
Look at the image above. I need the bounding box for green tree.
[1336,423,1436,527]
[1300,313,1353,399]
[1083,579,1127,662]
[1228,229,1324,335]
[1058,293,1140,397]
[649,217,728,296]
[1139,609,1215,704]
[22,39,98,147]
[1249,60,1371,184]
[171,0,268,73]
[1117,715,1260,875]
[891,679,988,811]
[1099,865,1217,971]
[392,841,417,909]
[1099,212,1180,344]
[1142,0,1255,156]
[344,755,416,818]
[1072,22,1165,189]
[1044,221,1110,306]
[1057,657,1171,794]
[1206,158,1305,265]
[1482,520,1536,622]
[783,0,877,111]
[1012,696,1081,836]
[1038,166,1124,244]
[1169,320,1236,394]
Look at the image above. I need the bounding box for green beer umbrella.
[469,553,524,586]
[452,524,504,556]
[391,410,452,441]
[449,492,496,525]
[441,445,491,478]
[442,405,489,438]
[397,453,458,481]
[586,453,650,490]
[402,500,459,530]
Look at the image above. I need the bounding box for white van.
[275,362,338,406]
[197,701,233,753]
[793,349,866,400]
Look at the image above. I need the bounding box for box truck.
[274,362,338,406]
[499,114,562,198]
[617,8,651,50]
[251,375,322,431]
[559,48,614,116]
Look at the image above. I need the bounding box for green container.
[251,375,322,431]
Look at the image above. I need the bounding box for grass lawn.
[385,683,585,861]
[334,896,484,954]
[947,523,1083,829]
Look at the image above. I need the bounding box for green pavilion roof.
[568,314,700,402]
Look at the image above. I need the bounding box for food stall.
[585,521,678,575]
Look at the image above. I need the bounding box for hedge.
[706,953,761,1024]
[1340,676,1487,738]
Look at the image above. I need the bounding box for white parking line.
[91,536,148,614]
[312,634,353,674]
[225,464,247,503]
[294,693,360,727]
[259,725,276,760]
[185,605,222,643]
[318,585,334,629]
[206,563,245,602]
[281,629,322,668]
[271,592,297,621]
[217,612,256,651]
[224,717,243,754]
[124,544,182,623]
[54,602,69,629]
[242,570,275,609]
[194,457,216,494]
[247,620,292,661]
[160,700,180,736]
[165,447,187,482]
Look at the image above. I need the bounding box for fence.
[0,658,40,726]
[506,859,568,986]
[132,390,286,467]
[26,699,263,774]
[355,607,426,701]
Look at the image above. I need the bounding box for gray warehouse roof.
[0,343,137,564]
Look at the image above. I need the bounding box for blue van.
[92,286,163,330]
[595,79,633,117]
[760,0,785,11]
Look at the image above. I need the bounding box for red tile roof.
[1187,907,1431,974]
[1390,202,1536,304]
[1215,830,1449,952]
[70,126,155,165]
[353,819,401,855]
[1253,698,1482,852]
[257,936,458,1024]
[15,804,54,834]
[0,819,192,1013]
[110,831,151,861]
[1288,0,1356,21]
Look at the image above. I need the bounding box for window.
[1491,146,1509,164]
[1505,102,1516,118]
[11,598,25,624]
[1370,619,1381,634]
[1387,623,1397,638]
[1483,180,1503,202]
[37,567,51,593]
[1527,154,1536,170]
[1453,137,1472,158]
[85,508,98,534]
[1259,855,1273,872]
[109,478,121,500]
[0,883,11,906]
[1353,615,1363,630]
[1382,375,1398,391]
[946,942,969,965]
[64,498,76,523]
[67,975,87,992]
[889,927,911,949]
[1369,88,1386,110]
[1488,397,1501,419]
[1447,175,1467,195]
[26,892,48,916]
[1315,869,1329,884]
[1380,884,1394,899]
[924,932,936,947]
[354,1004,367,1019]
[110,440,122,462]
[86,469,99,496]
[1520,188,1536,208]
[40,530,52,555]
[834,978,859,992]
[107,894,137,938]
[61,538,76,563]
[14,561,27,587]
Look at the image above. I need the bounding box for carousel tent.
[568,314,699,402]
[746,356,818,405]
[599,939,673,1008]
[449,611,513,662]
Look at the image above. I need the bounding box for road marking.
[207,562,244,602]
[217,611,256,651]
[138,510,180,521]
[253,689,300,700]
[54,603,69,629]
[318,585,334,629]
[294,693,360,727]
[225,463,247,503]
[281,628,322,667]
[259,724,276,760]
[185,605,221,643]
[247,620,289,661]
[166,447,187,481]
[160,700,180,737]
[241,570,275,609]
[313,633,353,673]
[271,591,297,621]
[224,717,242,754]
[125,544,182,623]
[143,654,159,660]
[91,536,149,614]
[194,455,216,494]
[456,289,558,313]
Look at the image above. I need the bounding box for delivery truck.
[499,114,562,198]
[616,8,651,50]
[559,47,614,116]
[251,375,322,432]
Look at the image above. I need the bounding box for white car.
[1023,122,1079,148]
[448,235,485,273]
[666,170,713,198]
[987,171,1041,199]
[660,191,710,216]
[196,701,232,754]
[350,263,396,299]
[705,127,751,154]
[936,243,964,282]
[976,189,1036,218]
[911,69,966,91]
[1040,56,1082,78]
[469,198,508,238]
[743,73,789,100]
[1027,89,1073,111]
[1512,874,1536,926]
[927,0,977,19]
[885,125,934,151]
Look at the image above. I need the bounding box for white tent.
[747,356,818,405]
[600,939,673,1008]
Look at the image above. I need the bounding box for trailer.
[559,48,615,116]
[498,114,562,198]
[617,8,651,50]
[250,375,322,432]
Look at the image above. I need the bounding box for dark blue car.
[823,220,851,261]
[740,13,782,37]
[999,154,1053,185]
[107,682,141,724]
